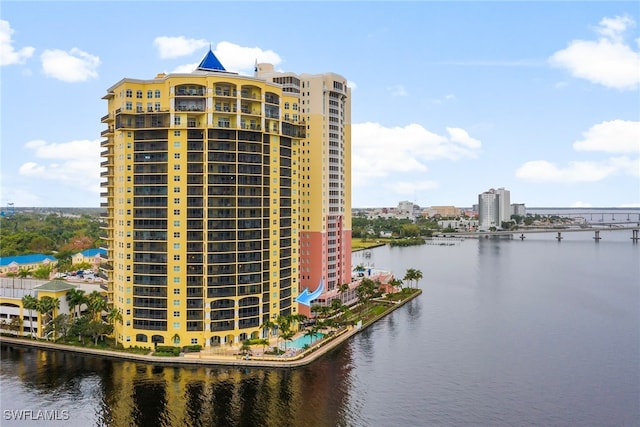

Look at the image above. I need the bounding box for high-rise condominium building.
[100,50,350,348]
[255,64,352,314]
[478,187,511,230]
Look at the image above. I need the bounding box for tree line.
[15,289,121,346]
[0,213,102,258]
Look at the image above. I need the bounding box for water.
[287,333,325,350]
[2,230,639,426]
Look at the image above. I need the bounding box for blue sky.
[1,1,638,209]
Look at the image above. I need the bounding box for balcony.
[100,127,114,137]
[176,88,206,96]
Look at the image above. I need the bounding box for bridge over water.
[526,208,640,224]
[441,224,640,242]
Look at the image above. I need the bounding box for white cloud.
[573,120,640,154]
[214,41,281,74]
[154,36,209,59]
[41,48,100,82]
[352,122,482,188]
[446,127,481,149]
[172,63,199,73]
[0,20,35,66]
[596,15,635,43]
[347,80,357,91]
[515,157,639,183]
[388,84,407,97]
[549,15,640,90]
[19,139,102,194]
[160,39,282,75]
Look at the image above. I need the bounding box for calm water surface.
[2,230,638,426]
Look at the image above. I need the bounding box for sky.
[1,1,639,209]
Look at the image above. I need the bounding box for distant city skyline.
[1,2,638,208]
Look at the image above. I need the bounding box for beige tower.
[256,64,352,315]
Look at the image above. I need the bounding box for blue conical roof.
[197,48,226,72]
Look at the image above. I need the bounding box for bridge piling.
[632,229,639,243]
[593,230,601,242]
[556,232,563,241]
[520,234,526,240]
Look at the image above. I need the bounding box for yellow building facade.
[101,51,306,348]
[255,65,352,311]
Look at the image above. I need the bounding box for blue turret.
[197,47,226,72]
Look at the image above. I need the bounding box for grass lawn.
[351,238,393,250]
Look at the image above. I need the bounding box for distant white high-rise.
[478,188,511,229]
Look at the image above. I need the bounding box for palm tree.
[280,329,295,351]
[275,315,292,352]
[106,308,122,346]
[389,278,403,292]
[260,319,275,340]
[17,268,31,278]
[304,325,320,344]
[289,313,307,331]
[413,269,423,288]
[338,283,350,304]
[86,291,107,321]
[403,268,417,288]
[21,295,38,338]
[66,288,86,318]
[38,296,60,340]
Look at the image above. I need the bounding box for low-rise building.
[0,254,57,276]
[71,248,107,269]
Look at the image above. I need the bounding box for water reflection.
[0,343,356,427]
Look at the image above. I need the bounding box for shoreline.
[0,289,422,369]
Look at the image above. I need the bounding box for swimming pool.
[286,332,325,349]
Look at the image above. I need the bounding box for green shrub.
[154,345,180,356]
[182,344,202,353]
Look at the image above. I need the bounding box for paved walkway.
[0,290,421,368]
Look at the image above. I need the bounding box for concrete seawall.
[0,290,422,369]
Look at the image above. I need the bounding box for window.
[136,90,142,99]
[126,89,132,97]
[284,102,289,109]
[173,266,180,272]
[174,187,180,193]
[191,338,198,344]
[174,130,181,136]
[174,164,181,170]
[174,117,181,125]
[173,277,180,284]
[174,176,180,182]
[173,300,180,306]
[147,90,153,99]
[174,153,180,159]
[173,311,180,317]
[173,221,180,227]
[173,141,181,148]
[155,90,161,98]
[174,255,180,260]
[174,243,180,249]
[155,102,161,111]
[173,322,180,329]
[174,198,180,204]
[125,102,132,111]
[173,289,180,294]
[174,209,180,215]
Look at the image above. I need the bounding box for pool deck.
[0,290,421,369]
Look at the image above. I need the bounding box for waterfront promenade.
[0,289,421,368]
